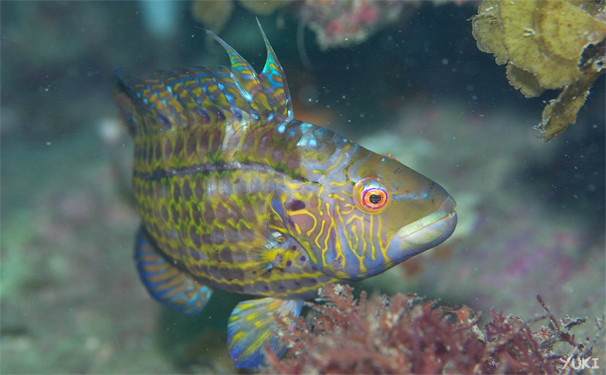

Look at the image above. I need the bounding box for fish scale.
[115,20,457,369]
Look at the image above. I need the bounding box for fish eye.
[353,177,390,213]
[368,193,383,204]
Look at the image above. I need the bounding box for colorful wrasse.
[115,20,457,368]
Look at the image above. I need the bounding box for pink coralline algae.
[299,0,480,50]
[265,284,604,374]
[300,0,406,50]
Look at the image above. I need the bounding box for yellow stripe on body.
[268,224,288,234]
[328,193,345,201]
[311,201,351,272]
[134,161,333,298]
[369,213,376,261]
[337,204,364,273]
[335,203,364,271]
[351,225,360,251]
[314,220,325,249]
[287,209,317,237]
[312,143,350,176]
[345,214,366,258]
[329,180,350,187]
[341,204,356,215]
[297,239,316,265]
[377,214,390,261]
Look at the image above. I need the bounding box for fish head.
[318,152,457,280]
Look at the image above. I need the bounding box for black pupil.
[369,194,382,204]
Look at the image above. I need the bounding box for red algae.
[265,284,604,374]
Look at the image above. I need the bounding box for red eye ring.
[353,177,390,213]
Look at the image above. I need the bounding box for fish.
[114,20,457,369]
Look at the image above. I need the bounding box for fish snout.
[387,195,457,263]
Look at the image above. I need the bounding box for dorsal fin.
[256,19,293,120]
[205,19,293,121]
[115,21,293,138]
[204,28,274,116]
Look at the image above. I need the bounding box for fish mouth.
[388,196,458,262]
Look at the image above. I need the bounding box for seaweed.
[471,0,606,142]
[265,284,604,374]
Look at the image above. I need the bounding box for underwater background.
[1,1,604,373]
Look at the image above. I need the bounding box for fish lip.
[390,196,457,258]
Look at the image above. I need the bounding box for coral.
[265,284,604,374]
[472,0,606,142]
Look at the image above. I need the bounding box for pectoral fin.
[134,226,212,316]
[228,297,303,368]
[214,194,288,279]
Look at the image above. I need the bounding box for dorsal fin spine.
[205,21,293,121]
[256,19,293,120]
[205,29,273,113]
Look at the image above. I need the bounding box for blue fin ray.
[134,226,212,316]
[228,297,303,368]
